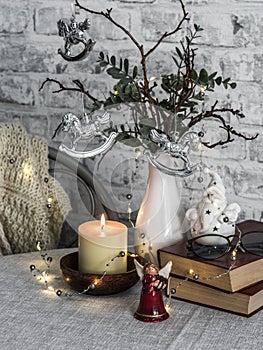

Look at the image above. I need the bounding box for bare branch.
[75,0,142,50]
[39,78,98,102]
[144,9,189,58]
[188,105,258,148]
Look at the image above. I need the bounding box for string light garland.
[30,242,136,297]
[30,224,242,317]
[165,225,242,309]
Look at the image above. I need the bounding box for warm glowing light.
[129,253,138,258]
[200,85,206,95]
[165,304,171,313]
[93,278,100,286]
[22,163,33,176]
[232,250,237,257]
[189,269,194,275]
[48,286,55,291]
[36,242,42,251]
[47,196,53,204]
[100,214,106,230]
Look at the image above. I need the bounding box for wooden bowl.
[60,251,143,295]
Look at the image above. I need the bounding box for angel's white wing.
[134,259,144,280]
[159,261,172,279]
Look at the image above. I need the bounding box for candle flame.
[100,214,105,230]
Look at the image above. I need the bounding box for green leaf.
[99,51,104,60]
[131,84,139,96]
[199,68,209,84]
[106,67,126,79]
[172,56,179,67]
[124,58,129,75]
[208,71,218,80]
[120,76,133,84]
[124,84,132,95]
[230,82,237,89]
[176,47,184,60]
[132,66,138,79]
[119,58,123,71]
[110,55,116,66]
[191,69,198,81]
[223,77,231,84]
[215,76,222,85]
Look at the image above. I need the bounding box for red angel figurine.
[134,260,172,322]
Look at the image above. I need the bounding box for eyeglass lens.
[241,231,263,256]
[191,235,230,259]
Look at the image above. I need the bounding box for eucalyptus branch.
[39,78,98,102]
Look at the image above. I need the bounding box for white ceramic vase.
[134,154,187,265]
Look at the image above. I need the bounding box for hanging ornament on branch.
[57,3,95,61]
[53,111,118,158]
[145,129,200,177]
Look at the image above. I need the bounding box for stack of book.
[158,220,263,316]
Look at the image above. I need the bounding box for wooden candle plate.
[60,251,143,295]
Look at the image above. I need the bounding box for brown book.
[158,220,263,292]
[168,275,263,316]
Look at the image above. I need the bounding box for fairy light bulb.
[189,269,194,275]
[200,85,206,96]
[232,249,237,261]
[36,241,42,251]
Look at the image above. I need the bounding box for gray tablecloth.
[0,249,262,350]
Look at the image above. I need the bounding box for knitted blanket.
[0,122,71,255]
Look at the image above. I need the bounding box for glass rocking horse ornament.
[52,111,118,158]
[57,3,95,61]
[134,260,172,322]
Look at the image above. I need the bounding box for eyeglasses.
[186,229,263,260]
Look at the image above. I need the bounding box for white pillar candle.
[78,217,128,274]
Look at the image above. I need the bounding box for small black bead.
[9,158,15,164]
[30,265,36,271]
[193,273,199,280]
[47,256,53,263]
[56,290,62,296]
[47,204,52,209]
[223,216,229,223]
[44,177,49,183]
[126,193,133,200]
[198,131,204,138]
[119,251,125,257]
[140,233,145,239]
[170,288,176,294]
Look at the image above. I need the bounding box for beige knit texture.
[0,122,71,255]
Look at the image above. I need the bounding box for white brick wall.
[0,0,263,221]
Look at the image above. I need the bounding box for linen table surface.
[0,249,262,350]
